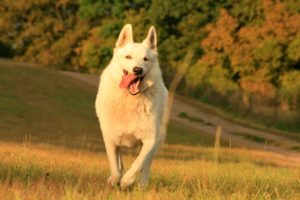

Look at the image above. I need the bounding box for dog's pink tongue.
[119,74,138,88]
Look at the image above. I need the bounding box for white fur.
[95,24,168,188]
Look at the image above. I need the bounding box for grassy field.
[0,143,299,200]
[0,62,300,199]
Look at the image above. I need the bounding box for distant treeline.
[1,0,299,129]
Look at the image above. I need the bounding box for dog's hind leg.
[117,147,124,174]
[120,137,159,189]
[104,140,122,186]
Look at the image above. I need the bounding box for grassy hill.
[0,62,214,150]
[0,63,101,150]
[0,62,299,199]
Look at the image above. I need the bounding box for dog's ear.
[143,26,157,51]
[116,24,133,48]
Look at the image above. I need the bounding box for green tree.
[280,71,300,111]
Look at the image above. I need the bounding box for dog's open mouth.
[119,70,145,95]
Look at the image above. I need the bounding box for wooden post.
[214,126,222,163]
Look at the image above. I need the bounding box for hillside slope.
[1,59,300,159]
[0,62,101,150]
[0,60,214,150]
[61,70,300,159]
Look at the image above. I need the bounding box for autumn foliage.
[186,0,300,126]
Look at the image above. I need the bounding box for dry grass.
[0,142,299,200]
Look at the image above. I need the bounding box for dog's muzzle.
[119,69,145,95]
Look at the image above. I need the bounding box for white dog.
[95,24,168,189]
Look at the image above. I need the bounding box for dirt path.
[61,71,300,160]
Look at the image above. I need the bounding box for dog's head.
[112,24,159,95]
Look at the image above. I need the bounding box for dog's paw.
[120,174,135,189]
[107,175,121,187]
[138,179,149,189]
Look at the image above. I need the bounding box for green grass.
[178,112,214,126]
[290,146,300,152]
[166,122,215,147]
[189,94,300,134]
[233,132,266,144]
[0,64,102,150]
[1,62,300,199]
[0,64,214,150]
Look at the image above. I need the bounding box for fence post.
[214,126,222,163]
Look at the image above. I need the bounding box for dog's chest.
[101,91,155,132]
[118,134,141,148]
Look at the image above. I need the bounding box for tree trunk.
[249,93,253,113]
[242,92,249,108]
[292,94,298,111]
[163,50,194,130]
[273,91,279,122]
[242,91,252,113]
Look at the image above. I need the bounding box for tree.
[280,71,300,111]
[185,0,300,121]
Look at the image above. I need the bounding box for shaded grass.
[0,64,214,151]
[178,112,214,126]
[177,95,300,138]
[166,121,215,147]
[0,64,101,150]
[0,143,299,200]
[233,132,266,144]
[193,91,300,134]
[290,146,300,152]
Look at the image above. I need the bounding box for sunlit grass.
[0,143,299,200]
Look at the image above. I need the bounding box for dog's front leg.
[104,140,122,186]
[139,140,160,187]
[120,138,158,189]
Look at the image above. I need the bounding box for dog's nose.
[133,67,143,75]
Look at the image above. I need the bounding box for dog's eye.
[125,55,132,59]
[143,57,149,62]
